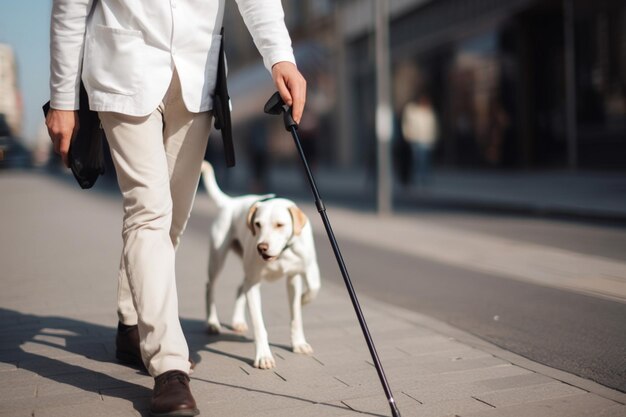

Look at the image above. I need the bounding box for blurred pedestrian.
[45,1,306,416]
[402,94,438,186]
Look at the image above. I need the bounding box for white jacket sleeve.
[50,0,94,110]
[234,0,296,72]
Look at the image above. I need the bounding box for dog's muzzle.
[257,243,277,262]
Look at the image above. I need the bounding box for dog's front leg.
[245,281,275,369]
[287,274,313,354]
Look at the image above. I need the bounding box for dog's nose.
[257,243,269,254]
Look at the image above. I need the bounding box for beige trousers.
[99,70,212,377]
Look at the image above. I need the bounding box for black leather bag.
[212,27,235,167]
[43,83,105,189]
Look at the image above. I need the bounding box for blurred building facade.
[224,0,625,173]
[0,43,22,137]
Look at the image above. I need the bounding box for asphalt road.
[312,214,626,394]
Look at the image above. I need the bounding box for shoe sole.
[149,409,200,417]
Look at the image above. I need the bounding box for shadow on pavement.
[0,308,152,414]
[0,309,373,416]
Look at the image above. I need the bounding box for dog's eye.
[275,223,285,229]
[254,221,262,229]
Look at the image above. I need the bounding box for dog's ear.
[288,205,308,236]
[246,203,259,236]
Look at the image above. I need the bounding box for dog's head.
[246,198,308,262]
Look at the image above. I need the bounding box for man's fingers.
[60,136,71,168]
[271,61,307,124]
[275,76,292,107]
[46,109,77,167]
[289,79,306,124]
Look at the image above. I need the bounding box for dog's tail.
[201,161,230,208]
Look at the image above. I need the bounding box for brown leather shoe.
[116,322,146,370]
[115,322,196,372]
[150,370,199,417]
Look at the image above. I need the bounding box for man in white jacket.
[46,1,306,415]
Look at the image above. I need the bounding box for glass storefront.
[348,0,626,172]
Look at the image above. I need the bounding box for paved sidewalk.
[1,171,625,416]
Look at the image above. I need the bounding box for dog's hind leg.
[231,283,249,333]
[287,274,313,355]
[206,245,228,334]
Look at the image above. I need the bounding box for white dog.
[200,161,321,369]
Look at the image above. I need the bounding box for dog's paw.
[232,322,249,333]
[293,342,314,355]
[206,322,222,335]
[254,355,276,369]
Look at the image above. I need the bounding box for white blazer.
[50,0,296,116]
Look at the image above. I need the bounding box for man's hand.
[46,109,79,168]
[271,61,306,124]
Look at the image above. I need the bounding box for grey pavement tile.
[100,393,152,413]
[36,379,95,397]
[18,341,108,360]
[340,392,426,416]
[0,390,101,414]
[0,368,40,383]
[475,372,555,391]
[0,361,17,372]
[403,381,493,404]
[418,356,509,374]
[0,411,33,417]
[192,389,313,415]
[474,381,586,408]
[399,397,495,417]
[34,401,142,417]
[402,372,558,405]
[100,385,153,401]
[29,370,145,396]
[250,402,362,417]
[398,346,489,361]
[0,382,36,400]
[459,393,625,417]
[335,357,516,391]
[418,364,532,386]
[18,355,142,378]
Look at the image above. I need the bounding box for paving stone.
[250,401,362,417]
[419,364,532,386]
[0,410,33,417]
[0,391,100,414]
[460,393,624,417]
[403,372,558,405]
[0,382,36,400]
[0,361,17,372]
[476,372,555,391]
[34,400,141,417]
[474,381,585,407]
[192,389,312,415]
[99,394,151,413]
[342,393,483,417]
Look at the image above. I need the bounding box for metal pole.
[563,0,578,169]
[288,123,402,417]
[375,0,393,215]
